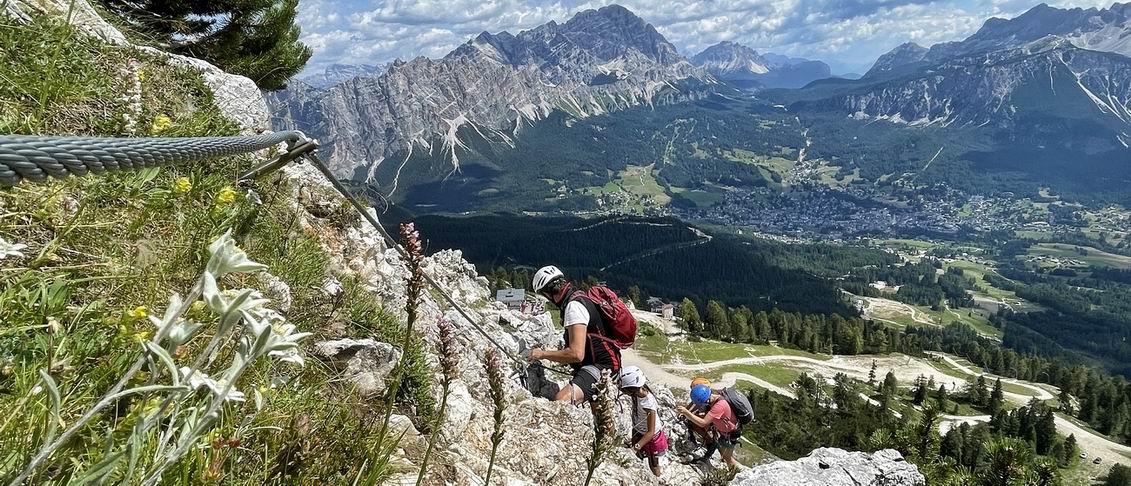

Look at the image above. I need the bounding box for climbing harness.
[0,131,570,377]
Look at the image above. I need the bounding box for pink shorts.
[634,430,668,457]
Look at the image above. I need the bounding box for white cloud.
[296,0,1124,75]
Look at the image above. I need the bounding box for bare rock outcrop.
[733,448,925,486]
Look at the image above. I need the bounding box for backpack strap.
[566,291,609,337]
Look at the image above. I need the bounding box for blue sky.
[296,0,1120,75]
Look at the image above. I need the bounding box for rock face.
[692,42,833,89]
[801,2,1131,147]
[268,4,706,180]
[691,41,770,78]
[299,63,387,89]
[925,3,1131,63]
[311,339,402,397]
[823,39,1131,137]
[863,42,927,78]
[733,448,926,486]
[869,2,1131,79]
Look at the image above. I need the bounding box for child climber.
[618,366,668,476]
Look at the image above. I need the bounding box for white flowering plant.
[9,231,311,485]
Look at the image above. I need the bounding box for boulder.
[441,381,474,443]
[256,272,293,312]
[311,339,401,397]
[731,448,925,486]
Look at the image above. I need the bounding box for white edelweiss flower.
[180,367,245,402]
[205,230,267,277]
[165,320,202,349]
[0,237,28,260]
[267,323,311,367]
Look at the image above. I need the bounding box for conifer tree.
[1063,434,1077,465]
[626,285,643,309]
[680,298,702,335]
[1036,408,1056,455]
[882,371,899,398]
[990,378,1005,416]
[100,0,312,90]
[913,375,929,405]
[1058,388,1074,414]
[705,300,728,340]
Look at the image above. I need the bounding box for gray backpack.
[722,387,753,426]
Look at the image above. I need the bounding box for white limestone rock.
[311,339,401,397]
[731,448,925,486]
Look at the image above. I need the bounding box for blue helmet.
[691,384,711,404]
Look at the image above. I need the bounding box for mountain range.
[269,5,707,180]
[690,41,836,89]
[269,2,1131,211]
[788,3,1131,139]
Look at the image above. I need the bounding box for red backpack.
[570,286,637,349]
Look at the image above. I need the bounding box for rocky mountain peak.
[692,41,770,76]
[864,41,927,78]
[550,4,682,64]
[268,4,706,181]
[922,1,1131,62]
[692,42,834,89]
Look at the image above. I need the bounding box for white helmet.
[532,265,565,293]
[618,366,646,389]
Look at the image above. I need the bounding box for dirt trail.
[926,352,1054,402]
[625,316,1130,470]
[623,349,798,400]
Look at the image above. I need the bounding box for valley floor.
[627,310,1131,483]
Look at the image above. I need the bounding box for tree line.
[744,371,1067,485]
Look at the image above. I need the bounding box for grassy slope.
[0,14,427,484]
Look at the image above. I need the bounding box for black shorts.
[569,365,602,402]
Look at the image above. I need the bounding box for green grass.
[616,164,670,206]
[709,363,803,389]
[0,13,421,484]
[874,239,937,250]
[634,330,826,365]
[1028,243,1131,269]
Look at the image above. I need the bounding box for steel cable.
[0,131,304,188]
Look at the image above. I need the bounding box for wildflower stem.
[414,383,450,485]
[140,345,263,485]
[9,281,204,486]
[373,223,425,451]
[483,348,506,486]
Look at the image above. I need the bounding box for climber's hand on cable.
[517,338,539,362]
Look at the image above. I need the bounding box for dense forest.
[910,324,1131,446]
[843,259,977,309]
[411,214,896,315]
[744,371,1068,485]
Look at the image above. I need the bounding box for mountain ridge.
[691,41,834,89]
[869,2,1131,78]
[268,4,708,180]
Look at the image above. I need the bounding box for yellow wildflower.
[172,177,192,194]
[128,306,148,320]
[137,68,146,82]
[216,187,238,205]
[133,331,151,342]
[189,300,206,315]
[150,115,173,135]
